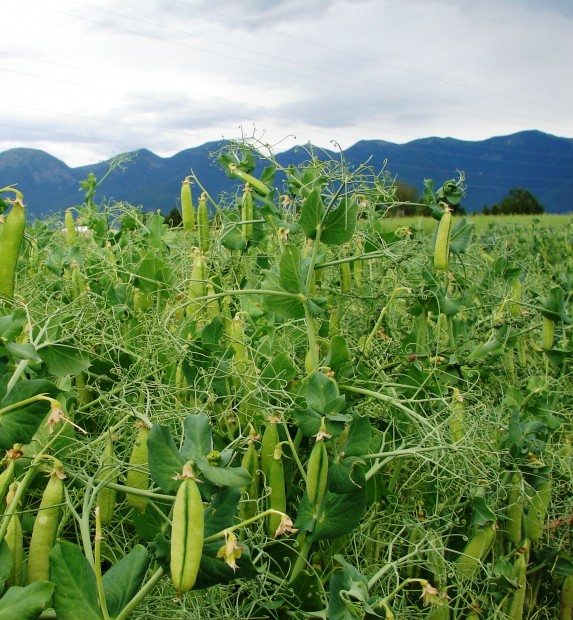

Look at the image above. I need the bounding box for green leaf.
[539,286,571,323]
[0,379,59,450]
[329,457,366,494]
[37,344,91,377]
[472,496,496,527]
[306,372,346,415]
[204,487,242,537]
[0,540,12,591]
[196,459,251,488]
[0,581,55,620]
[50,542,103,620]
[260,271,305,320]
[258,352,296,393]
[193,541,258,590]
[220,210,247,251]
[299,189,324,239]
[339,414,371,457]
[0,309,27,341]
[279,244,304,294]
[449,218,474,254]
[295,489,366,542]
[148,424,185,493]
[321,198,357,245]
[328,556,371,620]
[181,412,213,461]
[4,342,41,363]
[201,317,225,352]
[102,545,150,618]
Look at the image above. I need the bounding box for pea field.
[0,141,572,619]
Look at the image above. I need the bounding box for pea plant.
[0,139,571,619]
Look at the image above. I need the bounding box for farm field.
[0,143,572,619]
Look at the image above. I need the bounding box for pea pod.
[197,192,210,252]
[340,261,352,295]
[448,388,465,443]
[266,444,286,537]
[507,549,527,620]
[188,248,207,301]
[27,467,65,583]
[227,314,247,361]
[97,437,118,526]
[0,189,26,299]
[241,185,254,244]
[64,208,78,245]
[181,176,195,233]
[126,424,150,514]
[506,472,523,546]
[170,470,204,595]
[228,164,271,197]
[455,523,496,580]
[524,479,551,542]
[559,574,573,620]
[509,276,522,318]
[240,440,259,521]
[434,208,452,271]
[260,421,279,479]
[542,317,555,350]
[0,459,16,512]
[5,482,23,586]
[306,434,328,510]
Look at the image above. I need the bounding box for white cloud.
[0,0,570,166]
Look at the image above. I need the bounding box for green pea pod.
[0,459,15,512]
[260,422,279,479]
[5,483,23,586]
[170,473,204,595]
[27,468,65,583]
[507,550,527,620]
[434,208,452,271]
[227,314,247,361]
[448,388,465,443]
[197,192,210,252]
[524,480,551,542]
[506,472,523,546]
[181,176,195,233]
[241,185,254,244]
[266,445,286,537]
[0,190,26,299]
[126,424,150,514]
[340,262,352,295]
[542,317,555,350]
[228,164,271,197]
[509,276,522,318]
[559,574,573,620]
[64,208,78,245]
[306,438,328,510]
[188,249,207,303]
[240,441,259,521]
[455,523,496,580]
[97,437,118,526]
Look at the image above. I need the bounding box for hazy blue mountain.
[1,131,571,218]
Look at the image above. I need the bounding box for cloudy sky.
[1,0,572,167]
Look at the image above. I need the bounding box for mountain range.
[0,130,572,218]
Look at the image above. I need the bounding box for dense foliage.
[0,141,571,619]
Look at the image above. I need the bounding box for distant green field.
[380,213,573,235]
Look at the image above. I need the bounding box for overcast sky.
[1,0,572,167]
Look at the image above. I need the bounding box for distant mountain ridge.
[1,130,572,218]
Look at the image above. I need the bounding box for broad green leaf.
[279,244,303,294]
[0,379,59,450]
[328,556,373,620]
[471,496,496,526]
[50,542,103,620]
[261,271,305,320]
[193,541,258,590]
[102,545,150,618]
[204,487,242,537]
[321,198,357,245]
[201,317,225,352]
[449,218,475,254]
[148,424,185,493]
[0,540,11,591]
[258,352,296,393]
[0,580,55,620]
[306,372,346,415]
[5,342,41,363]
[539,286,571,323]
[339,414,371,457]
[220,210,247,251]
[285,570,323,612]
[0,309,27,341]
[37,344,91,376]
[299,189,324,239]
[181,412,213,461]
[329,457,366,494]
[196,458,251,488]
